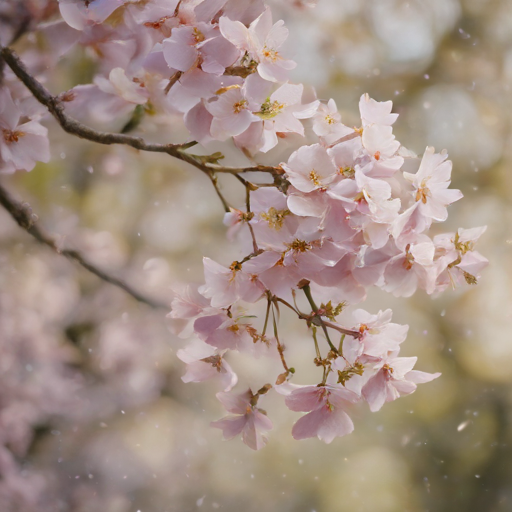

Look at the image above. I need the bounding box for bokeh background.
[1,0,512,511]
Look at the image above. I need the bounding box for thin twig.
[302,284,338,353]
[207,171,230,213]
[271,302,289,372]
[0,183,167,309]
[234,174,259,253]
[275,292,360,339]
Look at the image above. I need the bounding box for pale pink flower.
[200,253,281,308]
[359,93,398,127]
[0,87,50,173]
[282,143,338,193]
[283,384,359,443]
[162,23,239,75]
[237,75,319,153]
[205,86,259,140]
[433,226,488,289]
[383,237,437,297]
[361,124,404,177]
[211,390,273,450]
[219,7,296,82]
[199,257,266,307]
[362,355,440,412]
[312,99,353,145]
[349,308,409,358]
[177,339,237,391]
[403,146,463,223]
[94,67,149,105]
[59,0,128,30]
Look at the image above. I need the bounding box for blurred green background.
[1,0,512,511]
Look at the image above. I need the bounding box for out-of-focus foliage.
[1,0,511,511]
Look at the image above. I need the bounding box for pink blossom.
[282,143,338,193]
[219,7,296,82]
[433,226,488,289]
[200,256,277,308]
[163,24,234,74]
[0,87,50,173]
[349,308,409,358]
[177,340,237,391]
[211,390,273,450]
[362,355,440,412]
[361,124,404,177]
[94,67,150,105]
[283,384,359,443]
[359,93,398,127]
[383,237,437,297]
[205,86,259,140]
[59,0,128,31]
[312,98,354,145]
[403,146,463,223]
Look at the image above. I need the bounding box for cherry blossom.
[282,384,359,443]
[362,354,440,412]
[219,7,296,83]
[0,0,488,454]
[211,389,273,450]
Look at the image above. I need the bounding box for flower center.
[233,99,247,114]
[309,170,322,187]
[415,179,430,204]
[193,27,205,43]
[286,239,312,253]
[262,46,279,62]
[3,130,24,143]
[260,207,290,230]
[325,114,336,125]
[402,244,414,271]
[256,98,285,119]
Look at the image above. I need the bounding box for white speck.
[250,474,254,479]
[458,28,471,39]
[88,474,94,479]
[298,459,303,465]
[137,232,141,237]
[196,496,205,507]
[212,503,220,509]
[440,310,446,317]
[423,102,431,109]
[87,166,94,174]
[60,152,66,159]
[121,410,125,414]
[457,420,470,432]
[423,330,428,335]
[424,74,430,79]
[475,474,480,478]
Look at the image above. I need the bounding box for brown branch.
[234,174,259,253]
[0,183,168,310]
[0,46,283,180]
[275,294,360,339]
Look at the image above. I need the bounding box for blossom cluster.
[0,0,488,450]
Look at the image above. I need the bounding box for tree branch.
[0,46,283,180]
[0,182,168,310]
